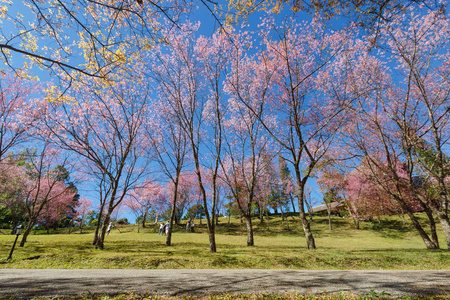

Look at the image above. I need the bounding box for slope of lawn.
[0,214,449,269]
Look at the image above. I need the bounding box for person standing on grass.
[107,222,113,235]
[186,221,190,233]
[165,221,170,236]
[159,223,164,235]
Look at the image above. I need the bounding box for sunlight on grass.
[0,215,449,269]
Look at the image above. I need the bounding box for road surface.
[0,269,449,298]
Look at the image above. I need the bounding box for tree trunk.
[428,207,450,251]
[208,229,217,252]
[259,204,264,223]
[299,209,316,250]
[326,203,332,230]
[19,222,34,247]
[95,206,114,249]
[437,213,450,251]
[424,206,439,248]
[95,221,108,249]
[405,209,438,249]
[245,215,254,246]
[92,209,104,246]
[166,199,177,246]
[295,171,316,250]
[307,208,313,222]
[353,217,360,230]
[290,195,296,214]
[427,199,450,251]
[69,218,73,234]
[285,214,290,230]
[142,211,147,228]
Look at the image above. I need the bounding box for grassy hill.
[0,214,449,269]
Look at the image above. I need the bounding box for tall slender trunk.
[142,211,147,228]
[327,205,332,230]
[428,194,450,251]
[166,195,177,246]
[424,206,439,248]
[259,203,264,223]
[295,168,316,250]
[353,217,360,230]
[404,208,438,249]
[290,195,297,214]
[19,222,34,247]
[245,215,254,246]
[428,204,450,251]
[95,203,115,249]
[437,213,450,251]
[192,144,217,252]
[285,213,290,230]
[93,207,104,246]
[69,218,73,234]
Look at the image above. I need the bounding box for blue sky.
[2,1,330,225]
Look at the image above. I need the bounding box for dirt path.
[1,269,449,298]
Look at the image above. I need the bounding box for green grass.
[0,214,449,269]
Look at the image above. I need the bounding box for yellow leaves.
[1,47,10,56]
[142,37,155,51]
[225,14,237,26]
[44,85,58,102]
[0,5,9,19]
[19,30,39,53]
[271,3,281,14]
[227,0,287,24]
[44,84,75,103]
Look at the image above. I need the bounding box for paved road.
[0,269,449,299]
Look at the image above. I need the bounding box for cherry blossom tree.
[227,0,444,38]
[150,24,231,252]
[193,28,233,251]
[221,31,275,246]
[168,171,199,224]
[37,183,78,233]
[125,180,166,232]
[335,16,442,248]
[237,17,353,249]
[0,70,42,162]
[43,69,152,249]
[372,7,450,250]
[17,143,76,247]
[0,158,27,230]
[316,175,340,230]
[77,197,93,234]
[145,67,191,244]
